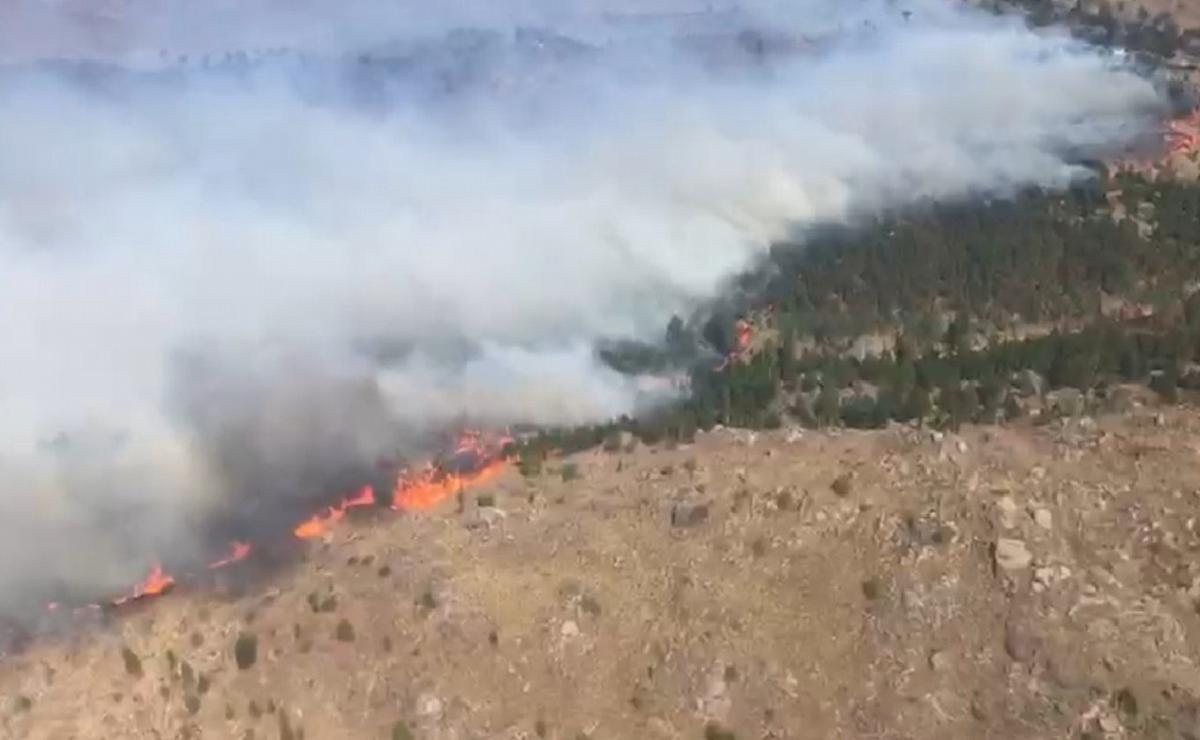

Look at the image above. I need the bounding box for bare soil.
[4,402,1200,739]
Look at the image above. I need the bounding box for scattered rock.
[928,650,952,672]
[1003,621,1037,663]
[1017,369,1046,397]
[1046,388,1085,418]
[1032,508,1053,530]
[416,694,444,721]
[996,496,1020,530]
[994,538,1033,571]
[560,620,580,639]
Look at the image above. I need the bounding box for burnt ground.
[4,399,1200,739]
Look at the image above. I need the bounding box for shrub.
[233,632,257,670]
[121,646,143,677]
[561,462,581,482]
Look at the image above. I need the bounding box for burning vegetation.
[47,431,512,615]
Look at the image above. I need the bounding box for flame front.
[292,485,376,539]
[207,541,252,570]
[50,431,510,613]
[112,564,176,606]
[392,457,509,511]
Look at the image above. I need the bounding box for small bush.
[233,632,258,670]
[334,619,355,643]
[184,693,201,715]
[419,587,438,610]
[391,721,414,740]
[580,594,602,617]
[704,722,737,740]
[831,472,854,497]
[861,577,882,601]
[561,462,581,482]
[476,493,496,508]
[121,646,143,677]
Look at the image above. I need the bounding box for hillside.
[4,401,1200,738]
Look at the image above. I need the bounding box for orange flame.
[292,485,377,540]
[48,431,510,614]
[112,564,175,606]
[392,430,511,511]
[391,457,509,511]
[207,541,252,570]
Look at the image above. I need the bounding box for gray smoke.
[0,0,1163,612]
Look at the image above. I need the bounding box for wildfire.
[47,430,512,613]
[393,430,513,511]
[207,541,252,569]
[111,564,175,606]
[1166,107,1200,157]
[1111,107,1200,178]
[391,458,509,511]
[292,484,377,540]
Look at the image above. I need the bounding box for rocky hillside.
[3,397,1200,739]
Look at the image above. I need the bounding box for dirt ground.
[4,399,1200,739]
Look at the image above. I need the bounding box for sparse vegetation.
[830,473,853,498]
[704,722,738,740]
[391,721,414,740]
[234,632,258,670]
[334,619,355,642]
[121,646,143,677]
[561,462,581,481]
[419,586,438,611]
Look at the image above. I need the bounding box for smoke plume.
[0,0,1163,613]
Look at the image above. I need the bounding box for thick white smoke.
[0,0,1163,611]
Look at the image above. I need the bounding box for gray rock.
[996,496,1020,530]
[1016,369,1046,398]
[995,538,1032,571]
[1004,621,1038,663]
[928,650,952,672]
[1046,388,1085,418]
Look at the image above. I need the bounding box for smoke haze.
[0,0,1164,613]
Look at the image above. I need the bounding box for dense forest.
[513,172,1200,467]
